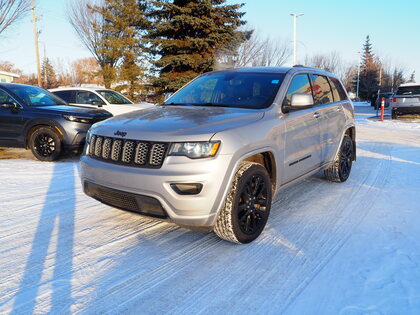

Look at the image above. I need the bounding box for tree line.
[1,1,415,101]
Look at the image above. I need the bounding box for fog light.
[170,183,203,195]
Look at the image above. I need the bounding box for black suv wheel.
[214,162,272,244]
[29,127,62,161]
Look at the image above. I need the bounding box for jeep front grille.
[88,135,169,168]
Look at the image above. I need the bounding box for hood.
[91,105,265,141]
[36,105,111,117]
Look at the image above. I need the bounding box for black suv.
[0,83,112,161]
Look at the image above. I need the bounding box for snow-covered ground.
[1,106,419,314]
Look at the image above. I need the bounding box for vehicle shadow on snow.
[11,162,76,314]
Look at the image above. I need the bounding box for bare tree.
[217,30,290,69]
[0,0,30,35]
[71,57,102,86]
[254,38,290,67]
[304,51,344,76]
[67,0,119,87]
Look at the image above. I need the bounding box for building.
[0,70,20,83]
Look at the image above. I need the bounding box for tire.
[214,162,272,244]
[324,135,354,182]
[29,127,62,161]
[391,110,397,119]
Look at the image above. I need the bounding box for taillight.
[391,97,396,102]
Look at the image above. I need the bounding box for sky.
[1,0,419,80]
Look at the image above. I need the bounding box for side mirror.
[283,93,314,112]
[164,93,173,101]
[91,100,103,107]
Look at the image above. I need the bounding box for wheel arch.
[344,126,356,161]
[25,120,65,149]
[242,150,277,195]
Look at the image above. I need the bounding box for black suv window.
[53,90,74,103]
[396,85,420,95]
[283,74,313,106]
[310,75,333,105]
[76,91,104,105]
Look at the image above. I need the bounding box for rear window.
[396,86,420,96]
[53,90,73,103]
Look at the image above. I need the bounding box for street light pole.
[356,51,361,100]
[290,13,304,65]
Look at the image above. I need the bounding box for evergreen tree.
[355,35,380,100]
[91,0,148,88]
[148,0,249,94]
[41,58,58,89]
[408,71,416,83]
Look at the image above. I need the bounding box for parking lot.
[1,106,419,314]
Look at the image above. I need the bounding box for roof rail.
[292,64,315,68]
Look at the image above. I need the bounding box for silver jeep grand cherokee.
[80,67,356,244]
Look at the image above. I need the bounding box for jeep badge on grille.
[114,130,127,137]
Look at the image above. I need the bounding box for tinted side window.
[310,75,333,105]
[53,90,74,103]
[329,77,348,101]
[283,74,313,106]
[328,77,340,102]
[76,91,103,105]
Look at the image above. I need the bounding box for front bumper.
[80,153,234,227]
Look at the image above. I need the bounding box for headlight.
[63,114,93,124]
[168,141,220,159]
[86,129,93,144]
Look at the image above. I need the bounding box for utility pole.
[43,43,46,85]
[356,51,361,100]
[290,13,304,65]
[31,0,42,87]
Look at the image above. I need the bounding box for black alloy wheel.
[34,133,56,157]
[237,174,269,235]
[338,136,353,181]
[29,127,62,161]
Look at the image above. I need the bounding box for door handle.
[336,106,343,112]
[313,112,321,118]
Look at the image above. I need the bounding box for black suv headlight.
[63,114,94,124]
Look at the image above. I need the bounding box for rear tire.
[29,127,62,161]
[324,135,354,182]
[214,162,272,244]
[391,110,398,119]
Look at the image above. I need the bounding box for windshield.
[396,86,420,96]
[7,85,66,106]
[96,90,133,104]
[164,72,286,109]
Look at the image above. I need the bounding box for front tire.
[29,127,62,161]
[214,162,272,244]
[324,135,354,182]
